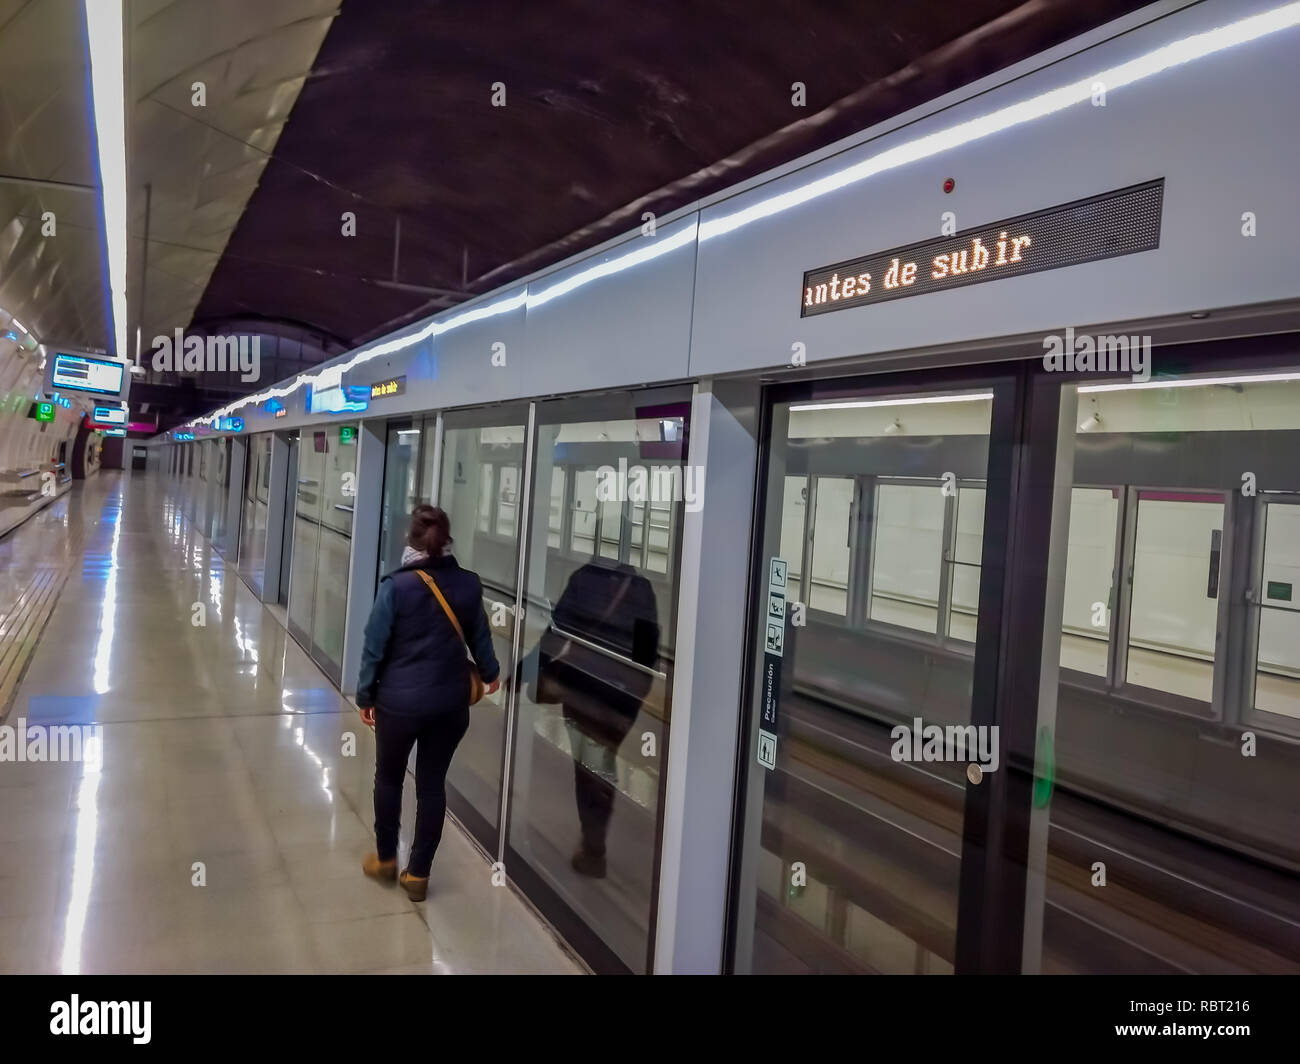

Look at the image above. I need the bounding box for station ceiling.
[2,0,1151,429]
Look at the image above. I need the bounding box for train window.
[1251,498,1300,720]
[808,476,853,616]
[547,467,566,548]
[477,464,493,532]
[643,497,673,573]
[1124,491,1224,704]
[598,491,622,560]
[496,464,519,538]
[945,485,984,642]
[868,480,943,633]
[1059,487,1120,677]
[571,469,598,554]
[778,477,808,604]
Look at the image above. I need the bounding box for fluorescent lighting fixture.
[1078,371,1300,394]
[791,392,993,411]
[10,318,26,333]
[83,0,127,362]
[700,2,1300,241]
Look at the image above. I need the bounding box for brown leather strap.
[415,570,468,649]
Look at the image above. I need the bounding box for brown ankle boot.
[399,869,429,901]
[362,853,397,882]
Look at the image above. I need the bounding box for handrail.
[548,622,667,681]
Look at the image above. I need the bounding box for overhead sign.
[49,352,127,397]
[173,431,195,441]
[758,556,788,771]
[49,393,72,409]
[264,398,286,417]
[93,406,127,425]
[32,402,55,423]
[102,428,126,437]
[217,416,244,432]
[800,178,1164,318]
[370,376,406,399]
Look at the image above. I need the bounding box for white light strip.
[700,2,1300,241]
[84,0,127,361]
[525,221,697,309]
[790,392,993,411]
[1079,371,1300,393]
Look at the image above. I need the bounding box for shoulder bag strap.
[415,570,470,654]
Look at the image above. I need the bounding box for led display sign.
[217,416,245,432]
[32,402,55,422]
[800,179,1164,318]
[50,352,127,396]
[94,406,127,425]
[369,376,406,399]
[103,428,126,437]
[305,384,369,415]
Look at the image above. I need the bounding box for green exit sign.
[339,426,356,444]
[34,402,55,422]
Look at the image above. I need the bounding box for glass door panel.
[287,432,323,648]
[438,409,529,848]
[1030,368,1300,974]
[732,383,995,974]
[378,423,422,580]
[309,424,359,681]
[510,390,690,973]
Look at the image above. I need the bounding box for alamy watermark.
[890,716,999,780]
[1042,326,1150,382]
[0,718,102,764]
[595,458,705,512]
[150,330,261,382]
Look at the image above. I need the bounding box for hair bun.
[408,505,453,556]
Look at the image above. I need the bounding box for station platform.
[0,473,581,975]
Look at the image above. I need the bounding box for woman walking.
[357,504,499,900]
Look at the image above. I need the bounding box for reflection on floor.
[0,472,582,975]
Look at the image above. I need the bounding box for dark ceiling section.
[195,0,1149,353]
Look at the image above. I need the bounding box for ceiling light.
[83,0,127,362]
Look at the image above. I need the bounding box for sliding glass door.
[285,424,359,683]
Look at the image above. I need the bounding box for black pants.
[373,706,470,877]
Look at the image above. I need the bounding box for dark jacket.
[357,553,500,715]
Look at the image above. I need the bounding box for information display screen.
[94,406,127,425]
[800,179,1164,317]
[51,353,126,397]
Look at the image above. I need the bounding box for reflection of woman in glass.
[357,506,500,900]
[529,559,659,878]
